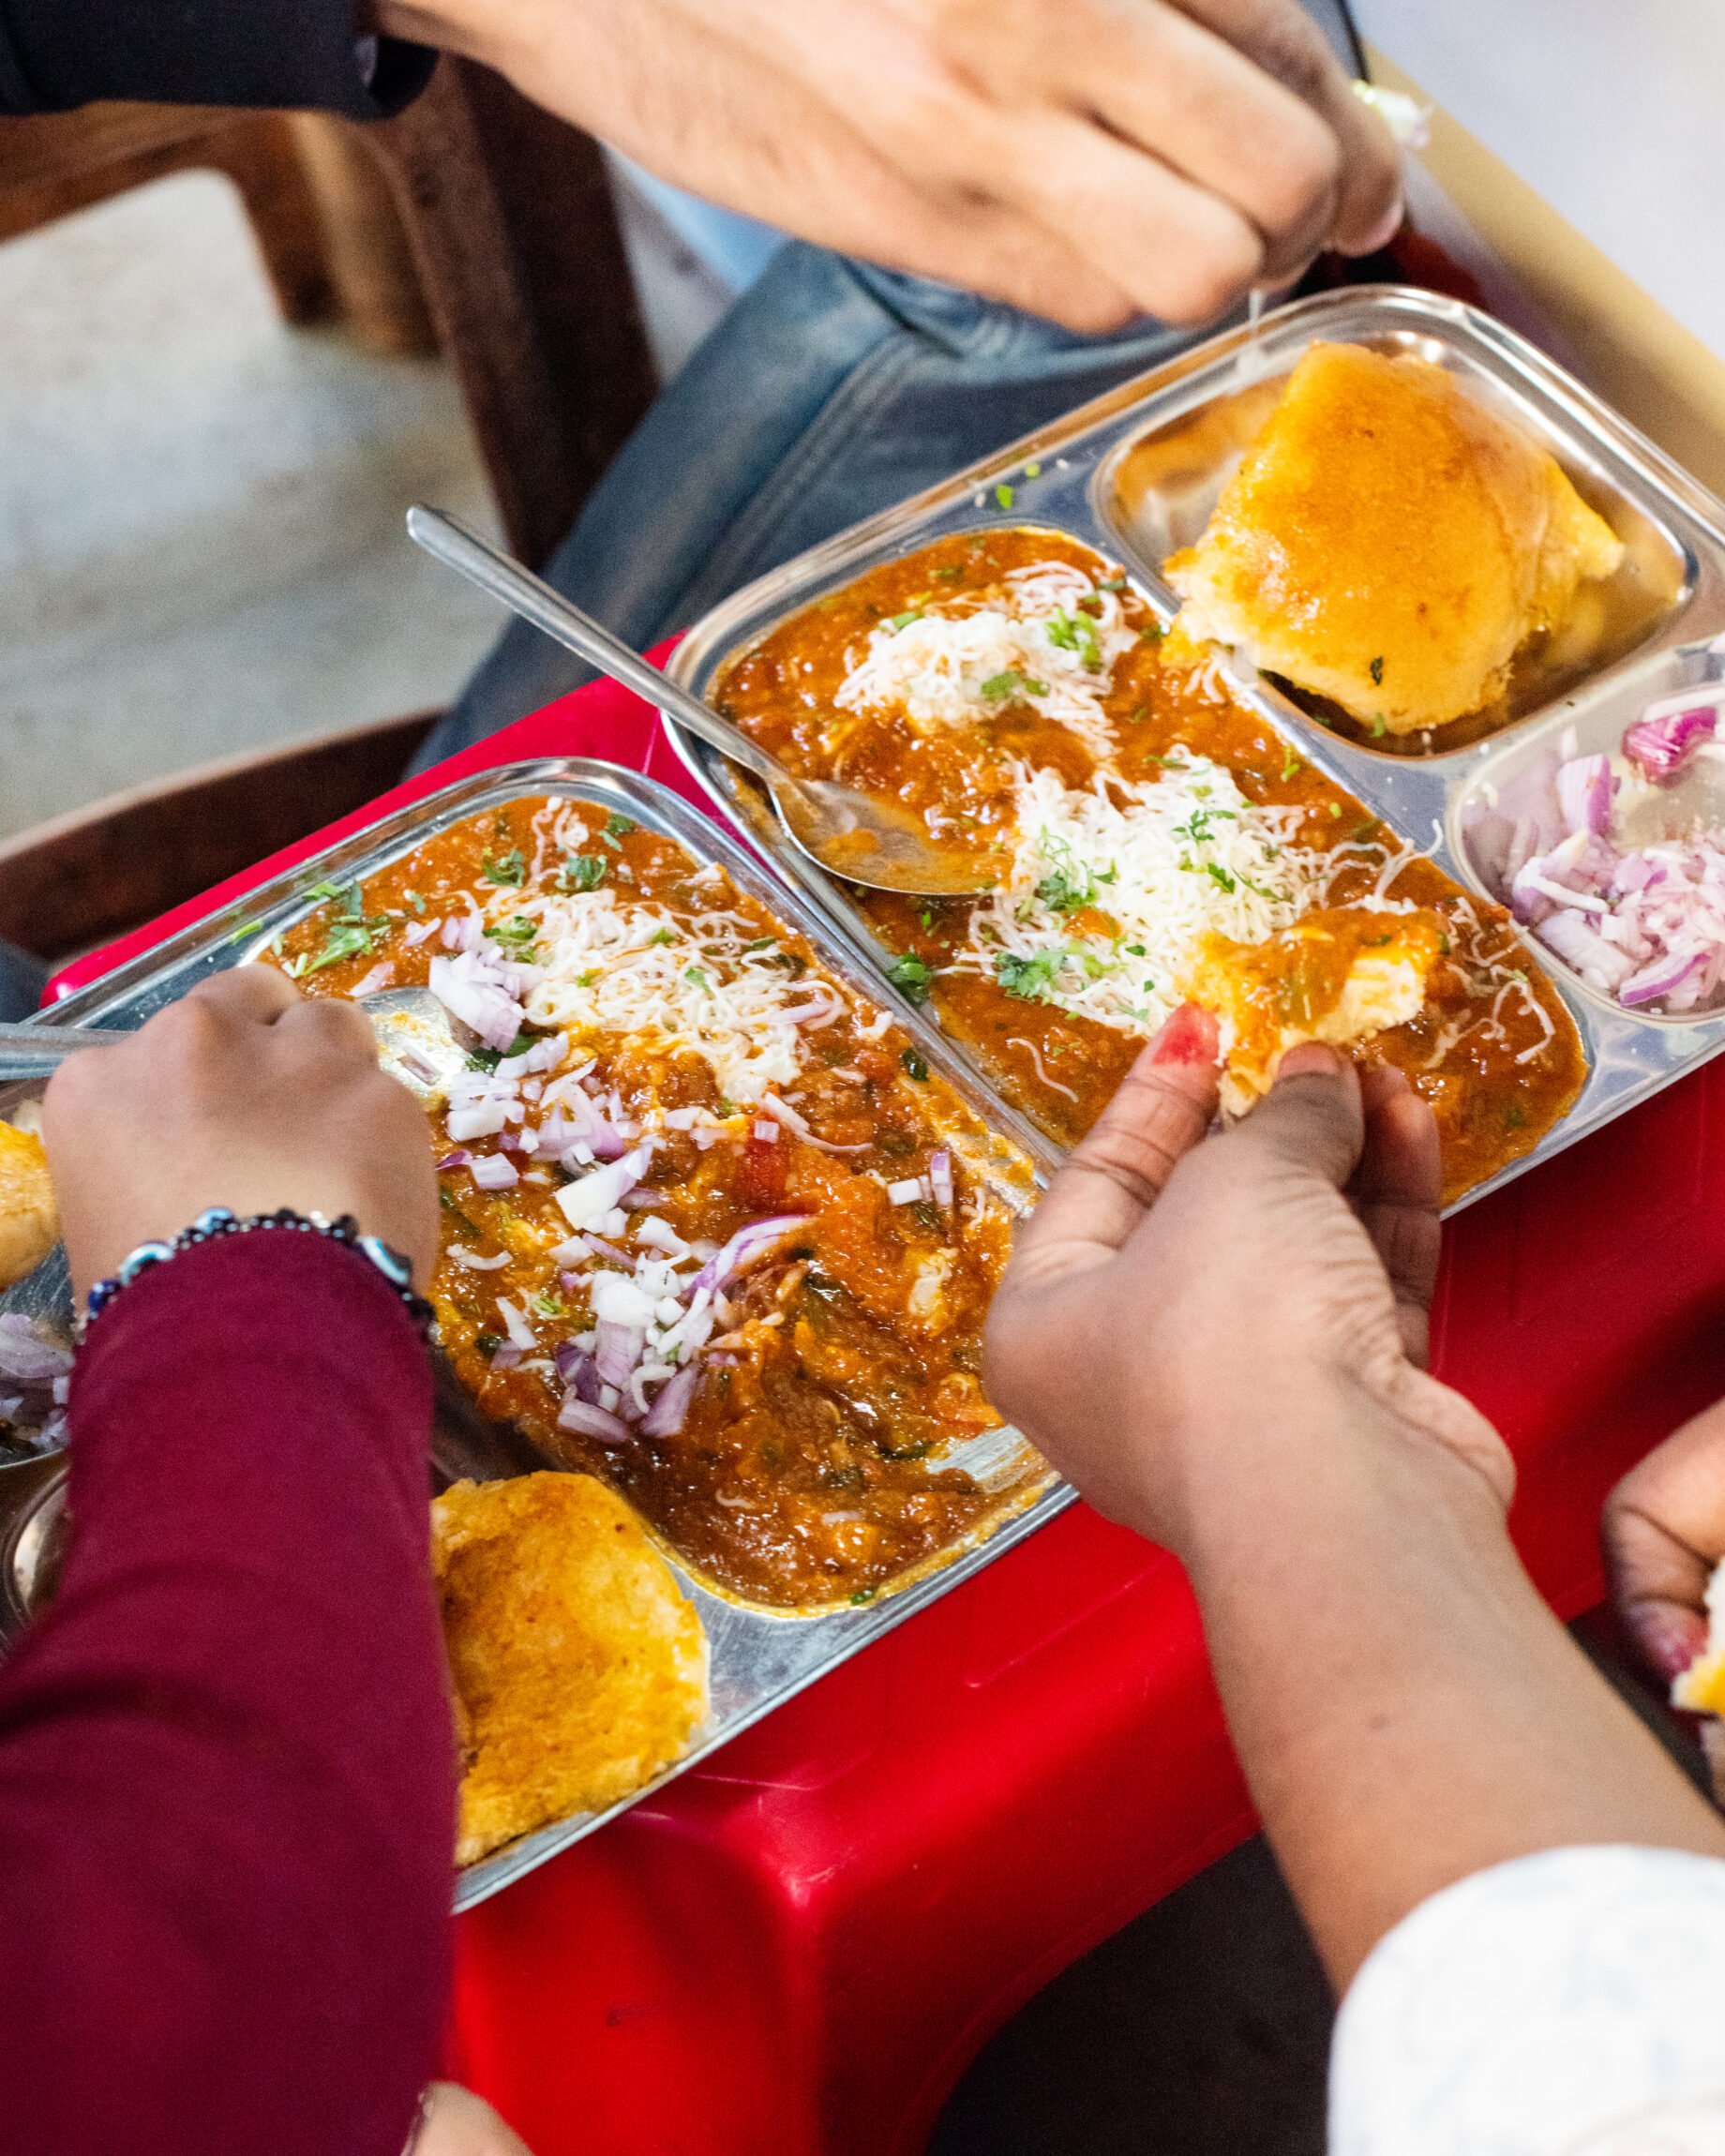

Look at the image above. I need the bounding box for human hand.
[42,969,439,1300]
[413,2081,535,2155]
[376,0,1403,330]
[983,1014,1509,1556]
[1603,1409,1725,1685]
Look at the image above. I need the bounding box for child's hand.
[1605,1408,1725,1683]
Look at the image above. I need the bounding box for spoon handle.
[407,507,790,792]
[0,1022,130,1075]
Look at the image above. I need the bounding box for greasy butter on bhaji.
[269,796,1036,1609]
[712,528,1585,1205]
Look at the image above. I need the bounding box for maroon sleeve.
[0,1233,454,2156]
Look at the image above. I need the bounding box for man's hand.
[374,0,1403,331]
[1605,1406,1725,1685]
[984,1016,1508,1557]
[43,969,439,1299]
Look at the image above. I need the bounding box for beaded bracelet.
[82,1205,434,1340]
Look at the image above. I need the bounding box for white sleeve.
[1329,1845,1725,2155]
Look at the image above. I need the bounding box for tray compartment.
[1453,636,1725,1027]
[1090,301,1702,760]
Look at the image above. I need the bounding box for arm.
[983,1025,1725,1989]
[0,972,451,2156]
[368,0,1403,331]
[0,0,431,119]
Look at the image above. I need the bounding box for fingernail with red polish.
[1148,1004,1219,1068]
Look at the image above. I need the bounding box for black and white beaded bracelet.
[82,1205,434,1340]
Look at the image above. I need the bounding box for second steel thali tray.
[0,758,1068,1910]
[659,285,1725,1217]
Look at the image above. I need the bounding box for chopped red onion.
[594,1318,644,1388]
[490,1343,524,1370]
[640,1362,698,1438]
[553,1341,601,1402]
[437,1148,472,1170]
[1556,755,1613,838]
[1623,693,1723,785]
[556,1396,633,1445]
[470,1153,519,1190]
[428,951,524,1051]
[402,916,441,946]
[495,1296,537,1352]
[753,1119,778,1143]
[691,1213,814,1295]
[1619,948,1709,1008]
[0,1315,73,1385]
[928,1149,954,1212]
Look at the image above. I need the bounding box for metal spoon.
[406,504,994,897]
[0,988,472,1104]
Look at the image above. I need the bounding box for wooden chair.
[0,60,659,968]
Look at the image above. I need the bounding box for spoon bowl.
[405,506,996,898]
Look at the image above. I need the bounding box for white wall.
[1351,0,1725,363]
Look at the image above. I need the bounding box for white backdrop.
[1351,0,1725,364]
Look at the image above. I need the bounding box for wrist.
[1163,1366,1513,1579]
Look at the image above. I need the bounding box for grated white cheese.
[501,887,840,1106]
[832,561,1137,765]
[949,756,1320,1040]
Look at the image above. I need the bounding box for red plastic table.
[50,676,1725,2156]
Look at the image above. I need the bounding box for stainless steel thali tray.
[660,284,1725,1218]
[0,757,1070,1910]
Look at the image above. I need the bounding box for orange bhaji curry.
[272,798,1040,1609]
[712,528,1586,1204]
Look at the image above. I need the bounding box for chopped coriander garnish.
[1045,606,1103,672]
[284,953,310,979]
[560,853,607,892]
[995,949,1064,1000]
[1125,943,1147,957]
[1024,462,1042,480]
[932,565,963,580]
[1099,575,1126,591]
[887,608,924,632]
[1140,622,1165,642]
[530,1290,566,1320]
[994,482,1014,510]
[1369,655,1385,686]
[888,954,935,1004]
[474,1333,502,1359]
[603,813,635,842]
[1127,705,1148,724]
[849,1588,878,1604]
[981,668,1027,703]
[650,928,676,946]
[683,965,712,991]
[1370,714,1388,738]
[227,919,263,945]
[483,847,526,887]
[306,880,345,904]
[405,889,427,914]
[492,914,539,950]
[1328,803,1343,818]
[1280,749,1302,781]
[900,1048,929,1082]
[1206,862,1238,893]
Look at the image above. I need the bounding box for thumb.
[1224,1041,1366,1192]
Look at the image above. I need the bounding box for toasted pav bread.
[1164,343,1625,733]
[1183,906,1445,1115]
[433,1471,708,1866]
[0,1120,58,1291]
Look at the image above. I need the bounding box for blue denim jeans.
[415,257,1236,765]
[418,0,1361,766]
